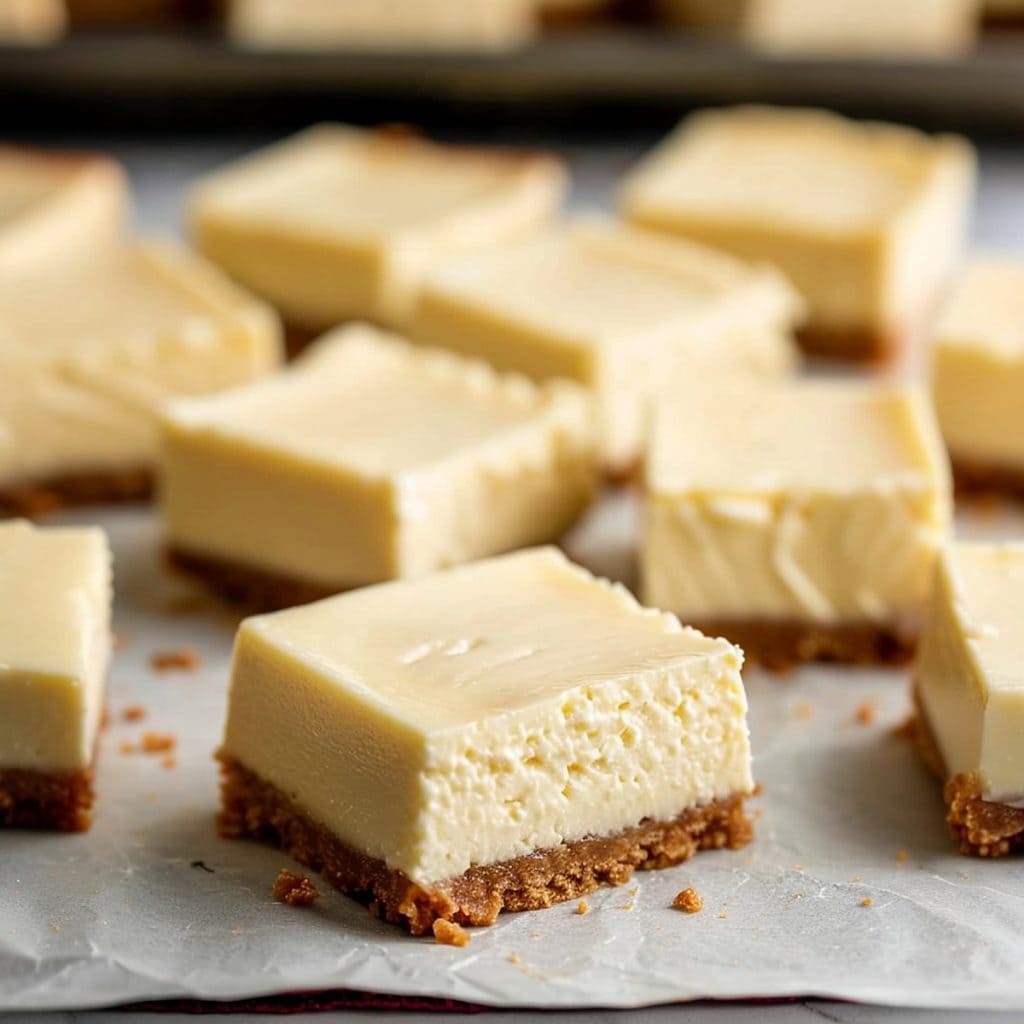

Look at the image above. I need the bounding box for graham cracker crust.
[0,763,95,832]
[0,468,152,518]
[952,456,1024,503]
[911,688,1024,857]
[166,546,339,613]
[217,754,752,935]
[796,324,900,364]
[692,617,917,672]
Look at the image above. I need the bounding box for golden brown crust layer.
[217,754,752,935]
[691,618,917,672]
[0,468,152,518]
[912,687,1024,857]
[166,546,340,612]
[952,456,1024,503]
[797,324,900,364]
[0,764,95,832]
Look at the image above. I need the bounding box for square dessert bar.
[660,0,977,56]
[0,144,126,272]
[0,520,111,831]
[932,258,1024,500]
[0,241,282,517]
[643,379,951,669]
[412,218,803,475]
[161,325,597,609]
[915,544,1024,857]
[620,106,975,362]
[189,124,566,336]
[218,547,754,933]
[228,0,536,50]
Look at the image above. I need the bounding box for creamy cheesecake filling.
[222,548,752,884]
[619,107,974,339]
[917,544,1024,806]
[933,258,1024,470]
[0,521,111,772]
[413,218,802,472]
[643,380,951,627]
[0,242,282,488]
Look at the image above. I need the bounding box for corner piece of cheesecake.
[914,543,1024,857]
[642,377,952,669]
[217,547,754,934]
[0,520,112,832]
[619,106,975,363]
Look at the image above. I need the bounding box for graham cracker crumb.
[794,863,804,872]
[860,897,873,908]
[795,702,814,720]
[432,919,470,947]
[51,922,62,933]
[855,701,877,726]
[718,910,729,920]
[141,732,176,754]
[150,648,201,673]
[852,874,863,882]
[161,755,177,770]
[896,849,908,864]
[752,781,764,797]
[508,953,522,964]
[792,891,805,900]
[672,887,703,913]
[575,899,589,915]
[118,741,136,755]
[272,868,320,907]
[122,705,147,723]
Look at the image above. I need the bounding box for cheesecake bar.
[0,241,282,516]
[915,543,1024,857]
[412,218,803,476]
[189,125,566,335]
[660,0,978,56]
[161,325,596,609]
[0,520,111,831]
[0,144,127,272]
[932,257,1024,500]
[620,107,975,362]
[642,379,951,669]
[227,0,536,50]
[218,546,754,933]
[0,0,66,43]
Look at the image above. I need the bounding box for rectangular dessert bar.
[0,520,112,832]
[620,106,975,362]
[161,325,597,608]
[189,124,566,334]
[932,257,1024,501]
[412,217,802,475]
[642,378,951,668]
[915,543,1024,857]
[218,547,754,933]
[0,240,282,516]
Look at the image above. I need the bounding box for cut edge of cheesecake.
[217,753,752,935]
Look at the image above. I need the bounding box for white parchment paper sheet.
[3,497,1024,1012]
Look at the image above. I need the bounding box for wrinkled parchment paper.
[4,497,1024,1012]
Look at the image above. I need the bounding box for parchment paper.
[3,496,1024,1012]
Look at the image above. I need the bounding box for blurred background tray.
[3,28,1024,135]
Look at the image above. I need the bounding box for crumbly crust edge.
[0,762,96,832]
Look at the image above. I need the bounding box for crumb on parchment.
[150,648,201,673]
[122,705,147,723]
[508,952,522,964]
[575,899,589,915]
[860,897,873,908]
[161,755,177,770]
[672,887,703,914]
[272,868,320,907]
[141,732,176,754]
[432,919,470,947]
[855,701,877,725]
[119,741,136,755]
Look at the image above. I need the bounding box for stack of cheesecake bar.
[1,106,1023,942]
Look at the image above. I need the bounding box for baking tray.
[2,28,1024,134]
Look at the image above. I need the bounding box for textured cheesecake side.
[217,548,754,930]
[0,521,112,832]
[914,544,1024,856]
[642,381,951,668]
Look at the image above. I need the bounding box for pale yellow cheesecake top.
[936,257,1024,360]
[918,543,1024,803]
[621,107,968,238]
[0,241,282,487]
[0,520,111,771]
[224,547,752,881]
[191,124,565,243]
